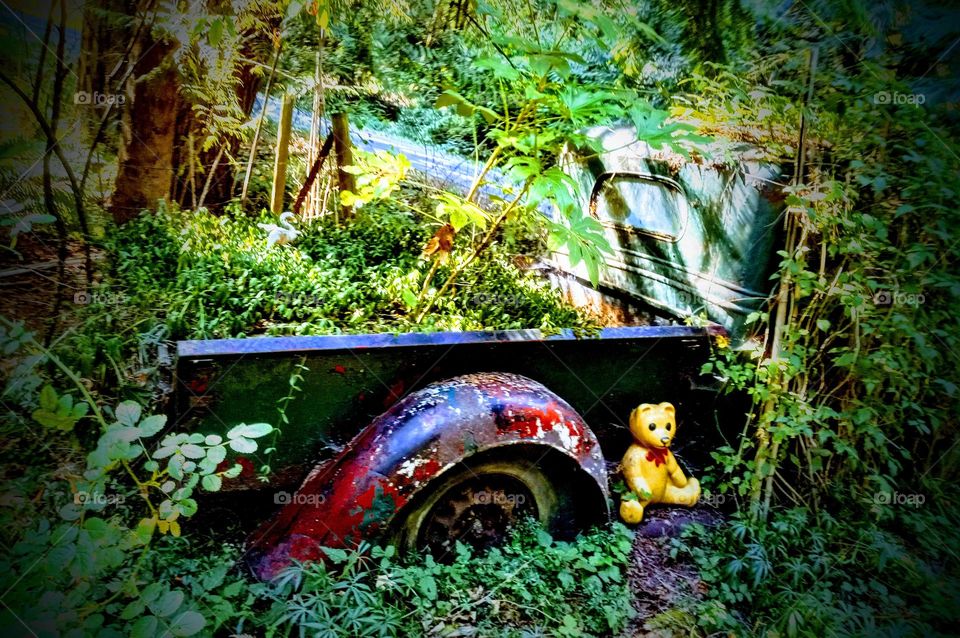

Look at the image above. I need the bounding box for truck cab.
[550,125,784,341]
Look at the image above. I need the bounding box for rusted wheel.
[389,446,601,558]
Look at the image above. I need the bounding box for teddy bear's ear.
[659,402,675,416]
[630,404,653,426]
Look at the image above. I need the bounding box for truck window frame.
[588,171,690,243]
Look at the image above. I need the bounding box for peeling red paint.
[412,458,441,482]
[245,372,609,581]
[332,364,347,374]
[494,403,561,439]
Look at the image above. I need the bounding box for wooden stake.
[270,92,294,214]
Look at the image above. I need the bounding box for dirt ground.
[0,234,102,335]
[623,504,724,637]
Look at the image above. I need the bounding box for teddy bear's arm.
[623,447,653,500]
[666,453,689,488]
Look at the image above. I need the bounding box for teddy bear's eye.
[648,423,656,431]
[666,423,672,431]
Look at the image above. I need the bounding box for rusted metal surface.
[244,372,608,581]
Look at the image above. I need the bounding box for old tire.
[388,445,604,557]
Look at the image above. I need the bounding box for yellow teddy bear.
[619,402,700,524]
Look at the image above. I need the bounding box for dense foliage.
[0,323,632,636]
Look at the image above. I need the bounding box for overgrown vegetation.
[1,0,959,636]
[0,320,632,636]
[53,196,592,391]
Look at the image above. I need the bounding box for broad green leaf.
[222,463,243,478]
[39,385,57,411]
[205,445,226,466]
[228,437,257,454]
[401,289,418,309]
[239,423,273,438]
[168,610,205,637]
[151,590,184,617]
[115,401,142,427]
[130,616,158,638]
[179,444,205,459]
[201,474,222,492]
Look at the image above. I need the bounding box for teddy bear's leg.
[662,477,700,506]
[619,498,645,524]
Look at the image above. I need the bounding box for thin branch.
[292,133,333,216]
[240,42,283,207]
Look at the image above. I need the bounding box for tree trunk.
[332,111,355,219]
[109,34,178,224]
[77,0,141,136]
[270,93,294,214]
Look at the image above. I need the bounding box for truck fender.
[246,372,609,580]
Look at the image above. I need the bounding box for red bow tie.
[645,447,669,467]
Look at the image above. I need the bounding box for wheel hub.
[417,473,538,556]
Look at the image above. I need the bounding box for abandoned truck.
[172,127,784,580]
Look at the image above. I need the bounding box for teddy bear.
[619,402,700,524]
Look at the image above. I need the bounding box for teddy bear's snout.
[660,436,670,445]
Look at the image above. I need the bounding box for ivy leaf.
[419,575,438,600]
